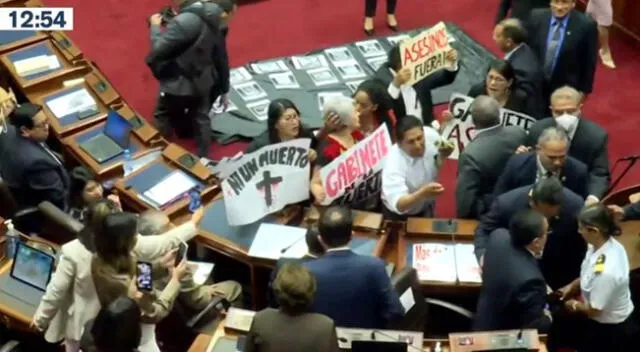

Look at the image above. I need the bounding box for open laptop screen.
[10,242,54,291]
[104,110,133,148]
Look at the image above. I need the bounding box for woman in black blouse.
[468,60,535,117]
[246,98,338,155]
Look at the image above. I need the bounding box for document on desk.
[248,223,307,260]
[142,170,197,207]
[455,243,482,283]
[224,307,256,332]
[188,261,215,285]
[412,243,456,282]
[45,88,97,119]
[14,54,60,77]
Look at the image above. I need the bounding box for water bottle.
[122,149,133,175]
[4,220,19,259]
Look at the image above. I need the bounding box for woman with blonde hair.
[33,199,204,352]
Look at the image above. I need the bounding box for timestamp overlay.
[0,8,73,31]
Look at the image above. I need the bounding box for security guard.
[557,204,637,352]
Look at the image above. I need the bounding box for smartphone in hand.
[136,261,153,292]
[188,190,201,212]
[175,241,188,267]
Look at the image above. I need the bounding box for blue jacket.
[493,152,589,199]
[304,250,403,329]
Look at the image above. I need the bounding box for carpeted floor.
[43,0,640,217]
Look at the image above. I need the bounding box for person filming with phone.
[553,204,638,352]
[91,212,189,352]
[381,116,452,220]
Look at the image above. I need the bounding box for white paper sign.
[319,125,392,205]
[221,139,312,225]
[455,243,482,283]
[441,93,537,159]
[412,243,456,282]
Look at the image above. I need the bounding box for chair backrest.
[0,180,18,219]
[389,267,427,332]
[38,201,83,244]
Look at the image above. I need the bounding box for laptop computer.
[0,242,54,307]
[80,110,133,163]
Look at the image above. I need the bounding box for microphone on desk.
[370,330,424,352]
[280,236,305,254]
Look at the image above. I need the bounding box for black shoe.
[364,27,374,36]
[387,23,398,32]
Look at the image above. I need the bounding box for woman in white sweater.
[33,199,204,352]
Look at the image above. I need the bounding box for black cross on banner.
[255,170,283,207]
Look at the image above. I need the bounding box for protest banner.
[221,139,311,225]
[399,22,452,86]
[441,93,537,159]
[319,125,392,206]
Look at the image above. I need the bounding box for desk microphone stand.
[605,155,639,198]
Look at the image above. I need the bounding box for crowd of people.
[0,0,638,351]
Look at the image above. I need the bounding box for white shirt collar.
[326,246,351,252]
[504,43,524,60]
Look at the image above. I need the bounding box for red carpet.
[44,0,640,217]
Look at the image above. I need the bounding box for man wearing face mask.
[474,176,585,290]
[526,0,597,111]
[494,126,589,198]
[474,209,552,332]
[524,86,610,206]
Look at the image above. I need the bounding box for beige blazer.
[245,308,339,352]
[33,221,197,342]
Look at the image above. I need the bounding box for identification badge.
[594,254,606,273]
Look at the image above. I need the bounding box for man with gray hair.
[322,96,358,128]
[494,126,589,198]
[524,85,610,204]
[493,18,543,116]
[138,210,242,310]
[456,95,527,219]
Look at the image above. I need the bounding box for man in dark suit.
[495,126,589,198]
[269,228,325,307]
[374,45,459,127]
[493,18,544,117]
[526,0,598,107]
[146,0,233,157]
[525,86,610,204]
[495,0,548,24]
[474,209,552,332]
[304,206,403,328]
[456,96,527,219]
[0,103,70,210]
[474,177,585,290]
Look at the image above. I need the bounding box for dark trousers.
[580,317,639,352]
[153,92,212,158]
[364,0,397,17]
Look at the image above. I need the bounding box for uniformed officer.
[556,204,637,352]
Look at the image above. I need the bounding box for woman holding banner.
[441,60,536,125]
[353,80,397,141]
[246,98,340,156]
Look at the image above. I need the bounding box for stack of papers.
[411,243,482,284]
[455,243,482,283]
[14,55,60,77]
[142,170,197,208]
[45,88,97,119]
[248,223,307,260]
[412,243,457,282]
[224,308,256,332]
[187,261,215,285]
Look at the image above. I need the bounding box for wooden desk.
[0,1,47,54]
[0,260,33,329]
[0,38,89,94]
[61,120,153,180]
[619,220,640,271]
[187,324,548,352]
[30,81,113,138]
[114,145,219,220]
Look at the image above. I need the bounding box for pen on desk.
[280,236,305,254]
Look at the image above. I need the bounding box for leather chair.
[0,341,23,352]
[37,201,83,244]
[390,267,474,337]
[0,180,42,234]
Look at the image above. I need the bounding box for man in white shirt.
[373,45,459,127]
[381,116,452,220]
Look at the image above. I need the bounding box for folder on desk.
[248,223,307,260]
[14,54,60,77]
[224,308,256,332]
[455,243,482,283]
[45,88,98,119]
[141,170,199,208]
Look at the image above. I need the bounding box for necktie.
[544,21,562,78]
